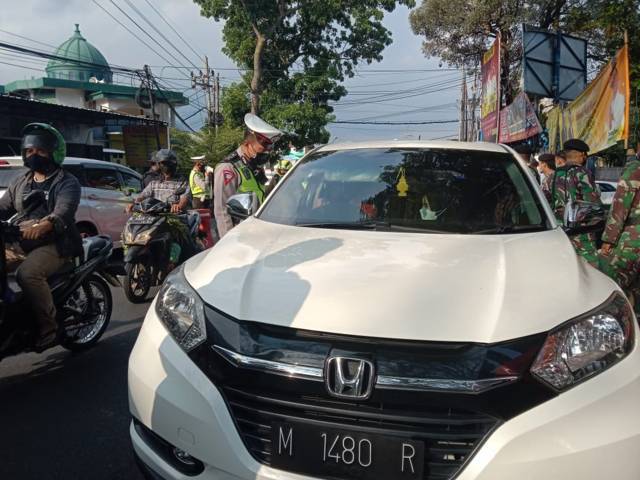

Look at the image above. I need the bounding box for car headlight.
[155,266,206,352]
[531,293,635,391]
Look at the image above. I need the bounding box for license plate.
[271,422,425,479]
[129,215,155,225]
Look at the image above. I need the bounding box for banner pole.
[624,30,630,150]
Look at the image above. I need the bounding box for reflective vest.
[189,169,207,198]
[233,161,265,203]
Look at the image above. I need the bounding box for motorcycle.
[122,198,205,303]
[0,191,118,361]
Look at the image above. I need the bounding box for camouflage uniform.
[552,164,601,266]
[541,173,554,204]
[600,159,640,294]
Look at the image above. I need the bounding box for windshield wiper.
[471,225,548,234]
[295,220,389,230]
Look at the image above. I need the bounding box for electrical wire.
[106,0,192,78]
[142,0,204,63]
[121,0,200,70]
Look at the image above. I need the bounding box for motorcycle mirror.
[227,193,257,220]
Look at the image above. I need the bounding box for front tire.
[124,260,152,303]
[62,274,112,352]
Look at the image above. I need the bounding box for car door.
[83,164,130,244]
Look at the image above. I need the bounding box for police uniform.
[213,114,282,238]
[600,155,640,297]
[189,155,212,209]
[552,139,602,266]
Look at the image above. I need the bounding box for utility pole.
[143,64,161,149]
[191,56,215,129]
[214,72,221,134]
[459,66,468,141]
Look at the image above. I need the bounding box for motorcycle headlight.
[134,226,157,244]
[155,266,206,352]
[531,293,635,391]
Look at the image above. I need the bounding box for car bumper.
[129,306,640,480]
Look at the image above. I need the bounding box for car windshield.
[0,167,25,188]
[258,148,550,234]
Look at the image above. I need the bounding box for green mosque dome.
[46,24,113,83]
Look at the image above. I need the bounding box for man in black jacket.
[0,123,82,350]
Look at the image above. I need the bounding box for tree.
[409,1,590,105]
[171,125,244,173]
[193,0,415,145]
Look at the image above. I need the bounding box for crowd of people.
[521,139,640,306]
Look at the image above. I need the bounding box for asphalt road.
[0,286,153,480]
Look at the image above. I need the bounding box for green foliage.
[170,125,244,173]
[410,0,640,104]
[193,0,415,145]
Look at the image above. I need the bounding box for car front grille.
[221,384,499,480]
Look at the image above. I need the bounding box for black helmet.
[152,149,178,165]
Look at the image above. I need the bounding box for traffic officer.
[189,155,212,209]
[552,138,602,266]
[600,149,640,302]
[213,113,283,238]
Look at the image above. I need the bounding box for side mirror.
[226,193,257,221]
[563,200,607,236]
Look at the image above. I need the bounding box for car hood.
[184,218,616,343]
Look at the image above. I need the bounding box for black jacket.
[0,168,83,258]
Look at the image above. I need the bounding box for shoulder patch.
[222,169,236,186]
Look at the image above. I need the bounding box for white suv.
[128,141,640,480]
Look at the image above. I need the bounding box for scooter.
[122,198,205,303]
[0,191,118,361]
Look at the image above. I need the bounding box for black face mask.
[25,154,53,174]
[158,163,175,176]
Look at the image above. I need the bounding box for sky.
[0,0,464,141]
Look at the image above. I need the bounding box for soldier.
[213,113,283,238]
[537,153,556,203]
[552,138,601,266]
[600,150,640,302]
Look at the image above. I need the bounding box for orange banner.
[547,45,630,154]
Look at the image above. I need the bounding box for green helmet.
[21,123,66,165]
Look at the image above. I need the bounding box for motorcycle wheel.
[124,260,152,304]
[61,274,113,352]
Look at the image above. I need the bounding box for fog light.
[173,447,198,467]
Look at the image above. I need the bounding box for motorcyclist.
[127,149,190,214]
[0,123,82,350]
[126,149,196,256]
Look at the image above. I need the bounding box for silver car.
[0,157,142,248]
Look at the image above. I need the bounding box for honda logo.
[325,356,375,400]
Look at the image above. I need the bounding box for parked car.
[129,141,639,480]
[596,180,617,206]
[0,157,142,248]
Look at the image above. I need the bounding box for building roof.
[0,94,168,126]
[2,77,188,106]
[46,24,113,83]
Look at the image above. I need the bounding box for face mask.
[159,163,172,176]
[25,153,53,174]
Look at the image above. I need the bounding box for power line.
[121,0,200,70]
[149,71,197,132]
[0,41,137,73]
[142,0,204,63]
[106,0,192,78]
